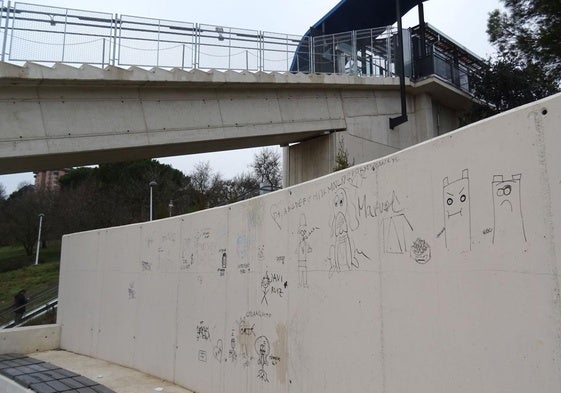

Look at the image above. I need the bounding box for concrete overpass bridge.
[0,1,479,185]
[0,61,472,185]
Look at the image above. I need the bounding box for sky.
[0,0,502,195]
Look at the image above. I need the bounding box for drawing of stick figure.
[255,336,270,383]
[261,272,271,305]
[296,214,312,288]
[228,332,237,363]
[329,188,359,276]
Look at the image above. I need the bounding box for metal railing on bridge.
[0,1,400,76]
[0,1,312,72]
[0,1,482,93]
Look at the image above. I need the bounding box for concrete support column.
[414,93,435,142]
[282,145,290,188]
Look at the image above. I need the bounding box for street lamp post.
[149,180,157,221]
[168,200,174,217]
[34,213,45,265]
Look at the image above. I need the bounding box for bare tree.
[251,148,282,191]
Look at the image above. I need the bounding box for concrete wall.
[58,93,561,393]
[0,325,60,354]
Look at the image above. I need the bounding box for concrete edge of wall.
[0,61,405,88]
[0,375,33,393]
[0,324,60,355]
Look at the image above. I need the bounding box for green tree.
[334,136,354,171]
[487,0,561,80]
[466,0,560,121]
[3,186,54,256]
[466,59,558,121]
[57,159,188,230]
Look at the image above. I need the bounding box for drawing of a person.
[329,188,358,275]
[261,272,271,305]
[297,214,312,288]
[255,336,270,382]
[228,334,237,362]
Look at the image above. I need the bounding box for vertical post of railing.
[332,35,336,73]
[258,31,263,71]
[7,0,14,61]
[156,19,161,68]
[228,27,231,70]
[108,15,114,67]
[181,43,185,69]
[285,34,289,72]
[386,26,392,76]
[308,37,316,74]
[194,23,199,69]
[1,1,10,62]
[370,29,374,76]
[101,38,105,68]
[245,50,248,71]
[352,30,357,75]
[112,14,118,66]
[192,25,197,69]
[61,8,68,62]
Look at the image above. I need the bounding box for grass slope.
[0,242,61,309]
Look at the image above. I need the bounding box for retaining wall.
[58,93,561,392]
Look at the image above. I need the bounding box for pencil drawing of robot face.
[493,175,517,212]
[492,174,526,243]
[443,169,471,251]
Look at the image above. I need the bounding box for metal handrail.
[0,285,58,328]
[0,1,481,93]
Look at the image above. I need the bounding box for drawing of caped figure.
[328,188,359,276]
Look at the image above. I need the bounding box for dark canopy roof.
[309,0,427,36]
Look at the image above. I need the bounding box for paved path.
[0,352,114,392]
[30,351,193,393]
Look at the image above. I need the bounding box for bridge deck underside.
[0,81,352,173]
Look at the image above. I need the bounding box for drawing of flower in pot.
[410,238,431,264]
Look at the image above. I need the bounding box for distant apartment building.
[34,169,71,191]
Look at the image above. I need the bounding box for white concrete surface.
[31,350,194,393]
[57,92,561,393]
[0,325,60,354]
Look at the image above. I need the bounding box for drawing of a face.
[261,274,271,290]
[444,178,469,219]
[443,169,471,251]
[333,189,347,213]
[492,175,518,212]
[255,336,270,362]
[298,213,307,238]
[492,174,526,243]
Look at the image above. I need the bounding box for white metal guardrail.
[0,1,480,94]
[0,1,317,72]
[0,1,399,76]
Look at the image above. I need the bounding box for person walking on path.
[13,289,28,324]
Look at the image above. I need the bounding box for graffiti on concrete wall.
[492,174,527,244]
[442,169,472,252]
